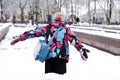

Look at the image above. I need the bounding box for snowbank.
[0,23,12,41]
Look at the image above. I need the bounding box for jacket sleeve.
[19,26,47,41]
[65,27,83,51]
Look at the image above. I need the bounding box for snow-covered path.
[0,26,120,80]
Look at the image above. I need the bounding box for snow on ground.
[0,24,120,80]
[0,23,12,31]
[70,25,120,39]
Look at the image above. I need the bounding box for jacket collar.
[50,21,65,28]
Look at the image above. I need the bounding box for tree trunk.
[21,10,24,23]
[106,0,113,24]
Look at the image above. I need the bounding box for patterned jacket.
[19,21,83,62]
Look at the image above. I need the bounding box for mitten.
[79,47,90,61]
[82,48,90,59]
[10,36,21,45]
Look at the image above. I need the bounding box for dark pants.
[45,58,67,74]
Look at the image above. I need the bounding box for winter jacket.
[19,21,83,62]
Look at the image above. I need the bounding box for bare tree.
[19,0,27,23]
[88,0,91,25]
[97,0,114,24]
[33,0,39,24]
[106,0,114,24]
[0,0,9,22]
[53,0,64,12]
[0,0,3,22]
[0,0,15,22]
[92,0,97,23]
[62,0,70,18]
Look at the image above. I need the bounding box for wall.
[74,32,120,55]
[0,25,10,42]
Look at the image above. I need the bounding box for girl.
[10,12,89,74]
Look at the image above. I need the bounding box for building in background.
[80,9,120,24]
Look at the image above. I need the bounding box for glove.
[79,47,90,61]
[10,36,21,45]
